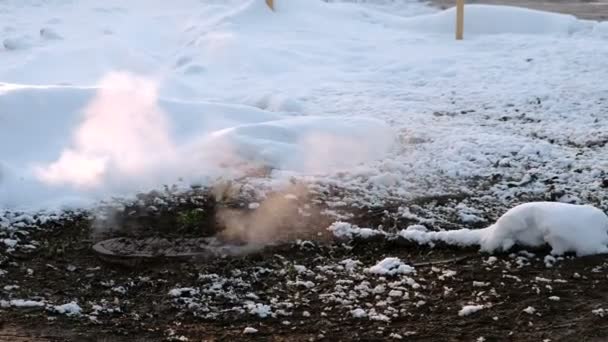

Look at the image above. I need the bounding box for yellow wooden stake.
[266,0,274,11]
[456,0,464,40]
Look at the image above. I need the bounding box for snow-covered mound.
[0,72,393,209]
[206,116,393,173]
[401,5,592,36]
[399,202,608,256]
[366,257,415,276]
[1,0,608,211]
[479,202,608,256]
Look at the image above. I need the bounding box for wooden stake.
[266,0,274,11]
[456,0,464,40]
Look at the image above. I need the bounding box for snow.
[544,255,557,268]
[1,239,18,248]
[168,287,199,297]
[458,304,485,317]
[401,5,589,36]
[522,306,536,315]
[351,308,367,318]
[388,290,403,297]
[0,299,45,308]
[479,202,608,256]
[592,308,606,317]
[293,265,308,274]
[472,281,489,288]
[0,0,606,213]
[0,79,392,209]
[328,222,385,240]
[484,257,498,266]
[52,301,82,316]
[242,327,258,334]
[327,203,608,258]
[245,302,272,318]
[369,311,391,322]
[399,203,608,256]
[340,258,361,273]
[366,257,415,276]
[287,280,315,289]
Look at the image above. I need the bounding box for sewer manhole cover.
[92,237,261,265]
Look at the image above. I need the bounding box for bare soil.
[2,190,608,342]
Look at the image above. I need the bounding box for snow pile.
[351,308,367,318]
[401,5,591,36]
[206,116,393,173]
[479,202,608,256]
[458,304,485,317]
[399,202,608,256]
[1,0,608,212]
[52,301,82,316]
[366,257,415,276]
[243,327,258,334]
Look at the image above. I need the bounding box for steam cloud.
[36,72,177,189]
[31,71,392,246]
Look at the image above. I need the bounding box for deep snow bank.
[398,202,608,256]
[206,116,393,173]
[1,0,607,212]
[0,72,394,209]
[401,5,593,36]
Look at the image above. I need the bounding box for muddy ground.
[429,0,608,20]
[1,187,608,342]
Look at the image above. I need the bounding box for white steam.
[36,72,177,189]
[26,71,393,211]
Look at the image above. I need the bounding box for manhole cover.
[93,237,261,265]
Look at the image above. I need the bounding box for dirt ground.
[2,189,608,342]
[430,0,608,20]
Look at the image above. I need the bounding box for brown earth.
[2,191,608,342]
